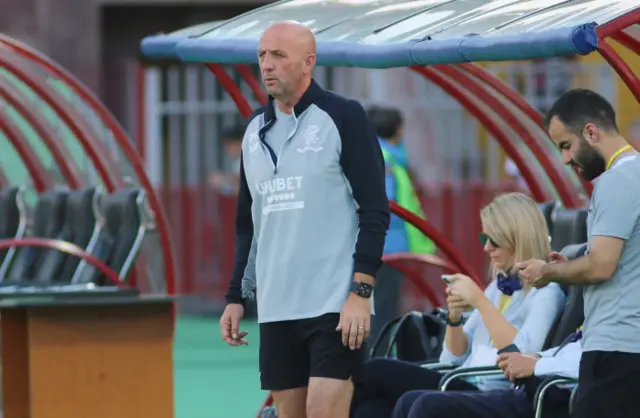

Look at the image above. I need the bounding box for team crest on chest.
[296,125,324,153]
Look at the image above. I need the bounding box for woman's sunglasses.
[479,232,500,248]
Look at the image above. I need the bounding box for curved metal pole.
[597,10,640,38]
[235,64,267,104]
[0,238,124,287]
[207,64,255,116]
[457,63,593,197]
[384,260,440,306]
[0,49,122,191]
[595,11,640,124]
[597,39,640,105]
[0,108,50,191]
[611,31,640,55]
[0,35,178,296]
[213,65,481,281]
[411,66,551,203]
[389,201,480,282]
[459,63,545,126]
[0,82,84,189]
[383,252,457,273]
[434,65,581,208]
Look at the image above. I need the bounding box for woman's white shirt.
[439,281,566,391]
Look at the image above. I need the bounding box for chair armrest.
[439,366,505,390]
[0,238,124,287]
[420,361,457,372]
[533,376,578,418]
[569,384,579,415]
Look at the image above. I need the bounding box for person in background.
[366,106,436,354]
[208,124,245,195]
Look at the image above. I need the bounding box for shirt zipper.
[259,112,300,175]
[274,113,299,174]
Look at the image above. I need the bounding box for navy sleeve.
[224,154,253,306]
[339,99,390,278]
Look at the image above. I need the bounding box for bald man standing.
[219,21,390,418]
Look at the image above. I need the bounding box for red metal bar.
[0,35,177,296]
[0,49,122,191]
[598,39,640,106]
[434,65,581,208]
[207,64,255,117]
[235,64,267,104]
[0,83,84,189]
[597,10,640,38]
[383,252,457,273]
[411,66,551,203]
[389,201,480,282]
[595,9,640,110]
[0,107,50,191]
[457,63,593,197]
[0,238,123,287]
[611,31,640,56]
[384,260,439,306]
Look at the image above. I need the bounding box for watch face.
[356,282,373,298]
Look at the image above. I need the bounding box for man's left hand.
[336,290,371,351]
[515,259,551,288]
[497,352,538,381]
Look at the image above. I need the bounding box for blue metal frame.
[144,23,597,67]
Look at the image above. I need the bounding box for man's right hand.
[220,303,248,346]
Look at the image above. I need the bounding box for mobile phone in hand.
[441,274,453,285]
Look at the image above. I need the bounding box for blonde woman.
[350,193,566,418]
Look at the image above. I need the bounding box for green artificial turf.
[174,315,267,418]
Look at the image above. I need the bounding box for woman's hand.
[446,293,470,321]
[448,274,485,308]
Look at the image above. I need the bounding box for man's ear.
[304,54,316,76]
[583,123,599,146]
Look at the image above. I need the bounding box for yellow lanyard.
[498,294,513,314]
[490,294,513,346]
[605,145,633,171]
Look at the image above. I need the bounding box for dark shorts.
[259,313,364,391]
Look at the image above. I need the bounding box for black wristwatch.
[350,281,374,299]
[446,314,464,327]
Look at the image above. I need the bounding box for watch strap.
[446,315,464,327]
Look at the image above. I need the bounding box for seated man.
[393,330,582,418]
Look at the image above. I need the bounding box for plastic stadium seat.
[0,187,25,268]
[33,188,101,283]
[549,208,588,251]
[538,201,557,237]
[72,188,148,285]
[2,189,68,282]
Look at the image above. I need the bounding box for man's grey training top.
[584,154,640,353]
[225,80,390,323]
